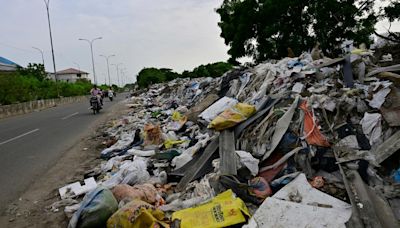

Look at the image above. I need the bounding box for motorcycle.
[90,96,101,114]
[108,91,114,102]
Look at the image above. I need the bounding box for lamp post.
[99,54,115,86]
[112,63,123,87]
[79,37,102,84]
[32,47,45,67]
[121,68,128,86]
[43,0,57,81]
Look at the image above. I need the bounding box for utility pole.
[79,37,102,84]
[43,0,59,96]
[99,54,115,86]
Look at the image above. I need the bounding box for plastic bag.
[172,190,250,228]
[199,97,238,122]
[209,103,256,131]
[102,158,150,189]
[121,169,151,186]
[68,187,118,228]
[236,150,259,176]
[143,124,163,146]
[107,200,168,228]
[164,139,188,149]
[299,101,330,147]
[167,113,187,131]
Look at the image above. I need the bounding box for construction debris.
[54,47,400,227]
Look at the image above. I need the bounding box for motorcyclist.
[90,85,103,106]
[108,87,114,100]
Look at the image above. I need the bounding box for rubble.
[53,48,400,227]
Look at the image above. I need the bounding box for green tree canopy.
[17,63,47,81]
[137,68,167,88]
[136,62,233,88]
[216,0,385,63]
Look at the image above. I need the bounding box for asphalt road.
[0,95,126,209]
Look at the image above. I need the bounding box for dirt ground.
[0,101,130,228]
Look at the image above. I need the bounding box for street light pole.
[43,0,57,81]
[112,63,123,87]
[79,37,102,84]
[32,47,45,67]
[121,68,128,86]
[99,54,115,86]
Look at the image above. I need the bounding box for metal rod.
[32,47,44,67]
[79,37,102,84]
[100,54,115,86]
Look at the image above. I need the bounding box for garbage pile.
[56,48,400,228]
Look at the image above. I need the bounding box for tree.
[217,0,378,62]
[137,68,167,88]
[17,63,47,81]
[375,1,400,43]
[136,62,233,88]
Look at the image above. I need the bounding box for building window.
[77,73,81,78]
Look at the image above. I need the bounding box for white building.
[50,68,90,83]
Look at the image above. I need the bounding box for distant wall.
[0,96,88,119]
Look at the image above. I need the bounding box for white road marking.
[61,112,79,120]
[0,128,40,146]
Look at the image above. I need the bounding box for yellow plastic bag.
[172,190,250,228]
[163,139,188,149]
[107,200,168,228]
[171,111,183,121]
[167,112,188,131]
[209,103,256,131]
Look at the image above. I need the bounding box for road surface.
[0,95,126,210]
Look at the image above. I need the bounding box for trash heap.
[57,49,400,228]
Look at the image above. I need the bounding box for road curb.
[0,96,89,119]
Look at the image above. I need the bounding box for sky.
[0,0,398,85]
[0,0,229,85]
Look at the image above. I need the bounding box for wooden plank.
[234,97,280,137]
[176,137,219,191]
[374,130,400,164]
[219,130,237,175]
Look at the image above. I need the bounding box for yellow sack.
[209,103,256,131]
[172,190,250,228]
[107,200,168,228]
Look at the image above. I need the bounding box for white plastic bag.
[199,97,238,122]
